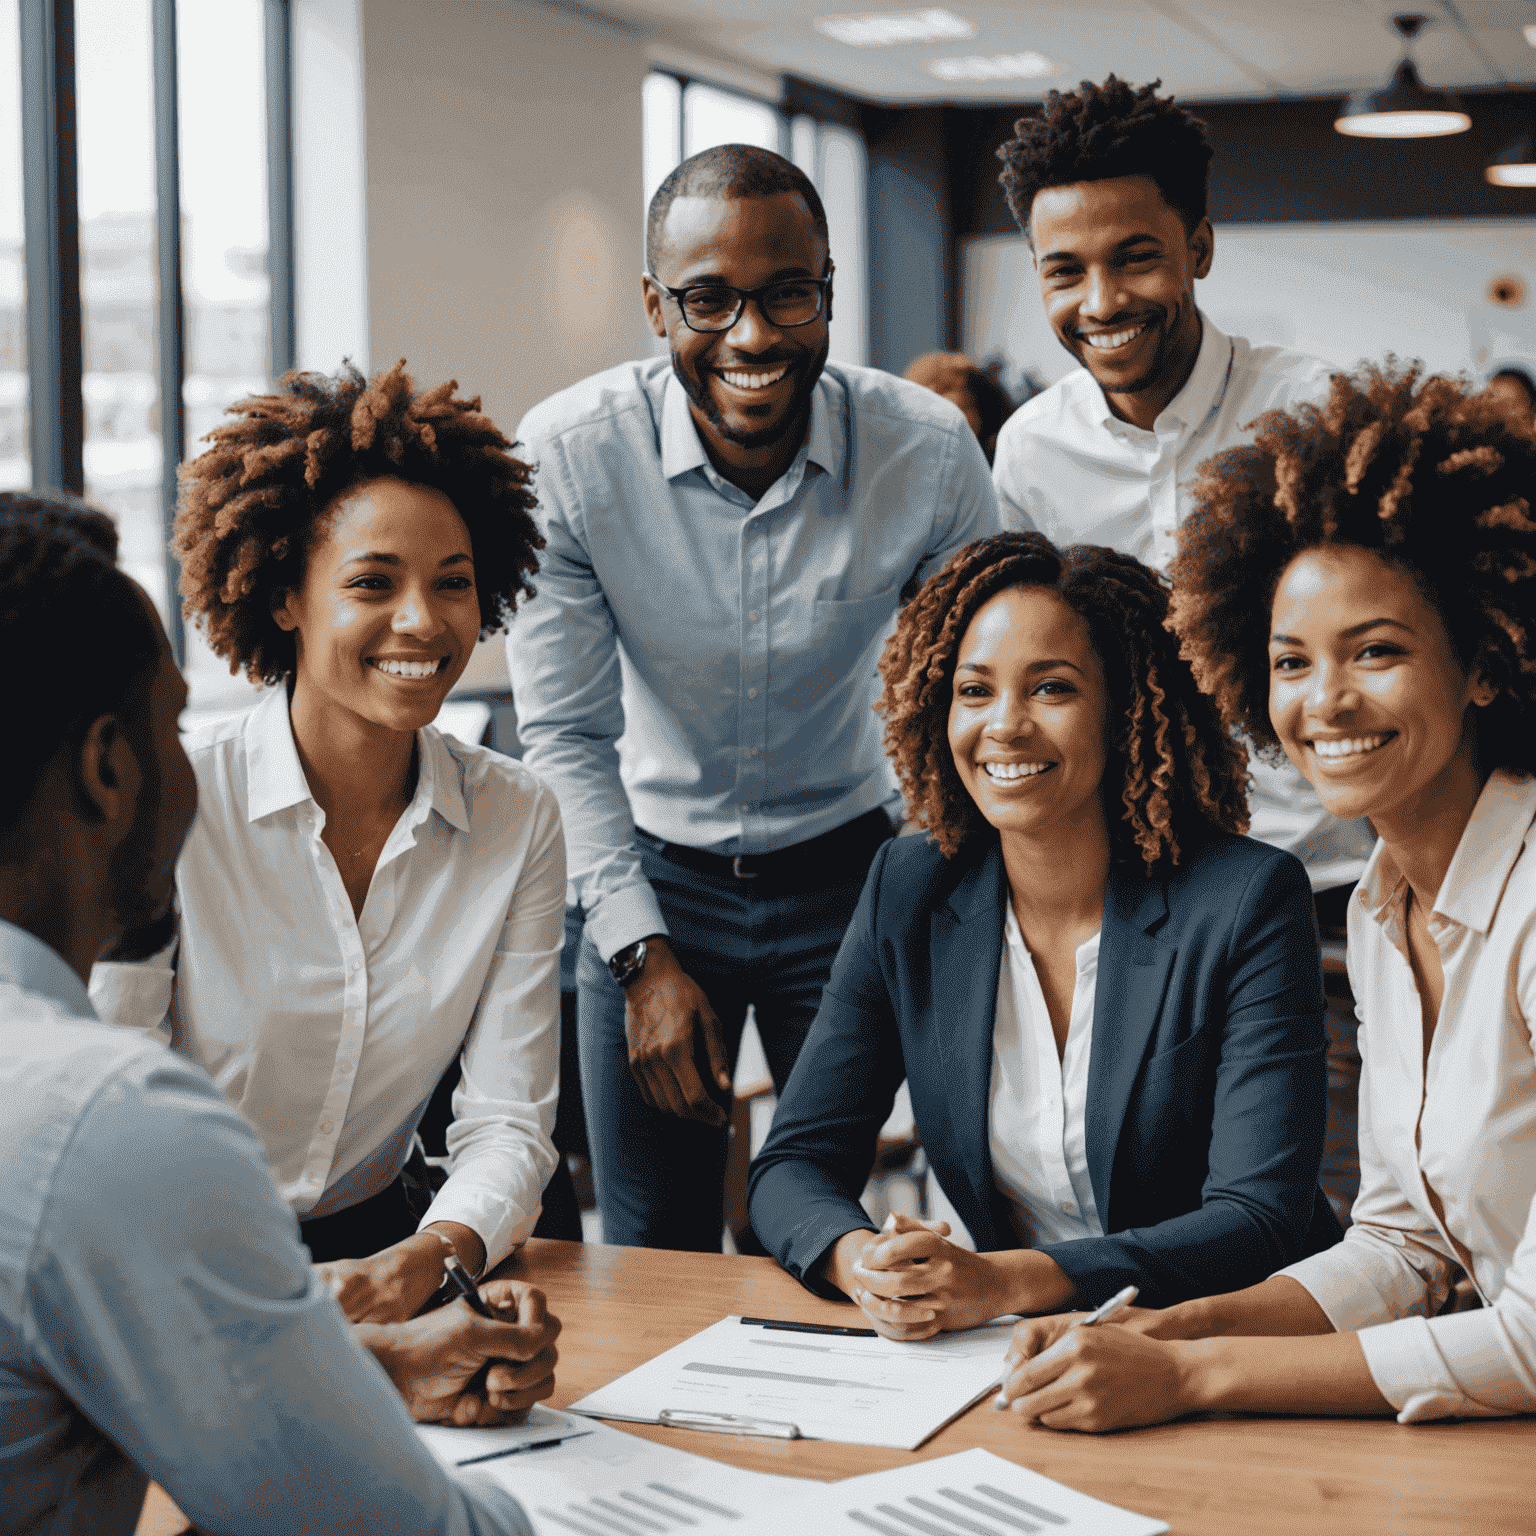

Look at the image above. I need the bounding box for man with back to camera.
[990,76,1375,1217]
[0,492,559,1535]
[508,144,1000,1251]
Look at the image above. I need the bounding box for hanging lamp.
[1486,128,1536,186]
[1335,15,1471,139]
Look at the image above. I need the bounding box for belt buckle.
[731,854,759,880]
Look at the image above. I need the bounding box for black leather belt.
[637,807,894,886]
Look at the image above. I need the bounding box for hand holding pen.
[358,1264,562,1428]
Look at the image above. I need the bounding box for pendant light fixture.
[1335,15,1471,139]
[1486,128,1536,187]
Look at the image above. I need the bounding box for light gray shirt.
[508,358,1000,961]
[0,918,532,1536]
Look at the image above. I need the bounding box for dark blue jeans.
[576,827,887,1251]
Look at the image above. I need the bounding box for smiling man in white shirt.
[989,77,1374,1214]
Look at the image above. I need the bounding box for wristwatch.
[607,937,650,988]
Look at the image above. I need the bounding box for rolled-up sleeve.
[422,784,565,1272]
[507,431,665,962]
[32,1053,534,1535]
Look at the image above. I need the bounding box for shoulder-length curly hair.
[880,531,1250,868]
[174,360,542,684]
[1168,361,1536,778]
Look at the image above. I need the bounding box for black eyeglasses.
[649,267,834,334]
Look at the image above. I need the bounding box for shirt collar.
[0,918,95,1019]
[1357,769,1536,935]
[1092,310,1233,439]
[243,685,470,835]
[659,369,839,483]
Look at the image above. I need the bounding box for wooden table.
[137,1238,1534,1535]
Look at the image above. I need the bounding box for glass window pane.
[177,0,270,713]
[642,72,682,213]
[789,114,816,183]
[0,4,26,491]
[819,124,868,368]
[76,0,165,618]
[682,83,781,160]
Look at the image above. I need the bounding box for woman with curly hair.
[748,530,1338,1336]
[90,361,566,1327]
[999,363,1536,1429]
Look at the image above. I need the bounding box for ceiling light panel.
[1525,24,1536,48]
[925,50,1065,82]
[814,8,975,48]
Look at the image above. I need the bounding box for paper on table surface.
[417,1405,593,1467]
[567,1314,1015,1450]
[735,1447,1170,1536]
[421,1414,813,1535]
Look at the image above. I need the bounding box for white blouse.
[1280,770,1536,1421]
[988,900,1104,1247]
[89,687,564,1273]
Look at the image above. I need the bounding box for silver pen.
[993,1284,1140,1408]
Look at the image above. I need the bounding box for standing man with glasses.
[508,143,999,1251]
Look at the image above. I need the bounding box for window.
[14,0,291,683]
[1,6,27,491]
[641,72,868,367]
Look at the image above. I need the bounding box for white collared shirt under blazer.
[89,686,563,1273]
[989,899,1104,1246]
[1279,770,1536,1421]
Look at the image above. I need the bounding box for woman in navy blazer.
[748,532,1339,1335]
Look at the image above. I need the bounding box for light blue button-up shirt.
[0,918,532,1536]
[507,358,1000,961]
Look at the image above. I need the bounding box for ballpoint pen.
[442,1251,498,1320]
[993,1283,1140,1408]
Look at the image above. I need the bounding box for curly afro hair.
[1,490,161,839]
[1168,361,1536,779]
[879,531,1250,869]
[174,360,543,685]
[996,75,1214,238]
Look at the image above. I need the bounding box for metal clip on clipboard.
[658,1408,801,1440]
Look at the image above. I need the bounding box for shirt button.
[744,747,757,757]
[338,1061,352,1074]
[321,1121,334,1135]
[748,610,759,622]
[1060,1202,1074,1214]
[747,687,758,699]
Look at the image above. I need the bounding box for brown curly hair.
[880,531,1250,868]
[174,360,542,684]
[1168,361,1536,777]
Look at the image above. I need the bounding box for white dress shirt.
[1279,770,1536,1421]
[992,315,1375,891]
[90,686,563,1272]
[508,358,999,960]
[989,900,1104,1246]
[1,920,530,1536]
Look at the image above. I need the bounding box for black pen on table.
[442,1252,498,1319]
[740,1315,878,1337]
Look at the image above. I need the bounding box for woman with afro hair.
[91,361,568,1331]
[749,530,1338,1335]
[999,362,1536,1430]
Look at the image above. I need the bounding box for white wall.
[360,0,655,688]
[963,220,1536,393]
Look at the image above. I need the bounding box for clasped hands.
[826,1212,1077,1341]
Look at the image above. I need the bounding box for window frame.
[17,0,295,665]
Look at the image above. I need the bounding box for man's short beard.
[673,335,830,451]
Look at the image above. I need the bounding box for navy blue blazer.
[748,829,1341,1308]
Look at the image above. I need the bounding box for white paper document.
[417,1405,594,1468]
[566,1315,1015,1450]
[419,1413,810,1536]
[739,1448,1170,1536]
